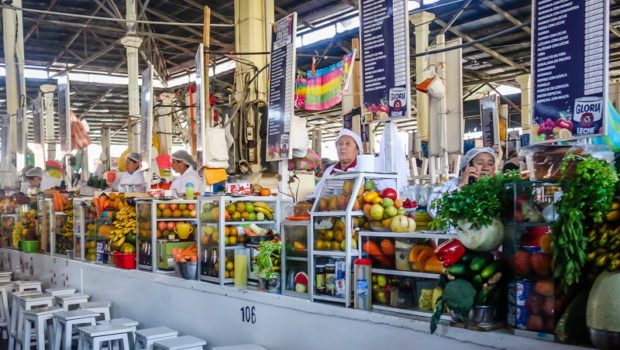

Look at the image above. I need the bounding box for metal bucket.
[178,262,197,280]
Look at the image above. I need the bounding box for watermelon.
[294,272,308,293]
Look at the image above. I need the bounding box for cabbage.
[456,217,504,252]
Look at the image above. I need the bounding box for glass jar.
[315,265,325,294]
[325,263,336,296]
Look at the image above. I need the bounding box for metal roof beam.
[483,0,531,35]
[434,18,528,72]
[181,0,233,24]
[80,87,115,118]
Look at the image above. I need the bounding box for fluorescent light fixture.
[336,17,359,33]
[408,1,421,10]
[490,85,522,96]
[303,25,336,46]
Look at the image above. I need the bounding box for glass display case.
[309,172,398,307]
[281,220,310,297]
[72,197,114,263]
[503,181,559,341]
[35,195,53,253]
[1,213,18,248]
[197,195,282,285]
[52,196,74,257]
[358,231,450,319]
[135,199,198,273]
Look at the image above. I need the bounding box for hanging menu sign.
[57,74,71,153]
[33,98,43,146]
[480,96,500,148]
[0,114,9,170]
[531,0,609,144]
[16,108,25,155]
[267,13,297,161]
[140,65,154,171]
[359,0,410,124]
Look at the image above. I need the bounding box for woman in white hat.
[170,150,204,196]
[25,167,61,191]
[308,129,364,199]
[108,152,145,192]
[428,147,497,217]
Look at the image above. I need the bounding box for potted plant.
[254,239,282,293]
[430,172,520,252]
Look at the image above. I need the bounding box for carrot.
[362,240,383,257]
[243,227,258,236]
[380,239,395,255]
[190,256,198,262]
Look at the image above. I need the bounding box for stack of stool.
[135,327,178,350]
[21,306,62,350]
[55,293,89,311]
[9,293,54,350]
[0,272,12,283]
[53,309,99,350]
[80,301,111,322]
[0,282,12,338]
[77,323,134,350]
[153,335,207,350]
[13,280,42,293]
[212,346,269,350]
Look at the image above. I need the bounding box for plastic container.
[112,252,136,269]
[185,183,195,200]
[21,240,39,253]
[354,259,372,310]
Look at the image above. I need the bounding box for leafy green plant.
[254,240,281,279]
[430,171,522,232]
[553,153,617,293]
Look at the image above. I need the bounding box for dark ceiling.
[1,0,619,145]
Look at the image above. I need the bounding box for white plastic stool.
[77,323,133,350]
[55,293,90,311]
[0,277,11,284]
[20,306,62,350]
[153,335,207,350]
[0,282,12,339]
[0,272,12,284]
[135,327,178,350]
[212,346,269,350]
[53,310,98,350]
[9,293,54,350]
[13,280,42,293]
[80,301,111,322]
[45,288,76,298]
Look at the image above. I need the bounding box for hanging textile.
[342,50,356,91]
[305,61,344,110]
[295,78,306,110]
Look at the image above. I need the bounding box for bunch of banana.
[12,222,25,248]
[586,223,620,272]
[62,201,74,237]
[253,202,274,220]
[110,205,136,249]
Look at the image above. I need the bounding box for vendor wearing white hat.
[25,166,61,191]
[108,152,146,192]
[170,150,204,196]
[308,129,364,199]
[428,147,497,217]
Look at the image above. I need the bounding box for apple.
[397,208,406,216]
[381,197,394,208]
[166,222,176,231]
[382,188,397,201]
[370,204,384,220]
[384,205,398,217]
[169,203,178,211]
[158,203,168,210]
[178,203,187,211]
[189,210,197,217]
[157,222,167,231]
[188,204,195,211]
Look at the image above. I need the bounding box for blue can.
[514,304,529,329]
[515,280,533,306]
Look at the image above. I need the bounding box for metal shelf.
[224,245,247,250]
[372,268,440,279]
[310,211,363,217]
[224,220,275,225]
[358,231,450,240]
[312,250,359,257]
[373,304,451,320]
[285,256,308,262]
[155,218,198,221]
[313,294,346,303]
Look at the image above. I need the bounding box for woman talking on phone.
[427,147,496,217]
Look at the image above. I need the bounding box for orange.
[172,209,182,218]
[394,199,403,208]
[539,234,552,255]
[363,191,378,203]
[230,227,238,236]
[224,226,230,236]
[260,188,271,196]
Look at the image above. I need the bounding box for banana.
[116,235,126,246]
[254,207,273,220]
[253,202,274,212]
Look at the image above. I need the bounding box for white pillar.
[2,0,26,181]
[515,74,531,134]
[410,11,435,142]
[121,36,143,153]
[41,84,57,161]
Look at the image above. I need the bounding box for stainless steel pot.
[450,306,498,325]
[589,328,620,350]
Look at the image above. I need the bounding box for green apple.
[377,275,387,288]
[381,197,394,208]
[397,208,406,216]
[384,205,397,217]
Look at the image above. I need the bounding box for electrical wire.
[0,4,233,27]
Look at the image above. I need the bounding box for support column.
[234,0,274,171]
[515,74,531,134]
[2,0,26,180]
[41,84,57,161]
[123,0,142,153]
[312,130,322,158]
[410,11,435,142]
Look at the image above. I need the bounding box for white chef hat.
[335,128,363,153]
[171,150,197,170]
[126,152,141,163]
[460,147,496,173]
[25,167,44,178]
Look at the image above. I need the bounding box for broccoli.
[430,279,477,334]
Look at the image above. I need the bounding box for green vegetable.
[469,254,493,272]
[430,171,521,232]
[447,264,468,276]
[553,153,617,293]
[459,251,476,264]
[480,261,501,279]
[254,240,281,279]
[471,274,483,289]
[430,279,477,334]
[474,289,489,306]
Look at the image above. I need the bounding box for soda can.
[507,303,517,327]
[513,304,529,329]
[515,280,533,306]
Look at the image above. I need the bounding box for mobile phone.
[468,160,476,185]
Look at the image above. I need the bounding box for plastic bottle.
[185,182,195,200]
